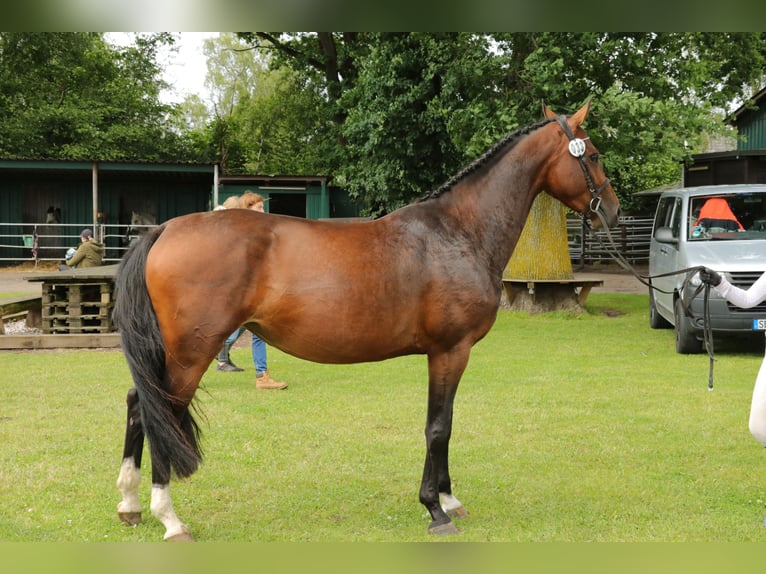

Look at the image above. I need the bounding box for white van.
[649,184,766,353]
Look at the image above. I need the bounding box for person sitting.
[60,228,104,270]
[693,197,744,232]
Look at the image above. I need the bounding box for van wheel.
[674,297,702,354]
[649,289,671,329]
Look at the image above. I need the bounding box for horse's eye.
[589,153,599,163]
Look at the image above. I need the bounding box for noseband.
[554,115,611,224]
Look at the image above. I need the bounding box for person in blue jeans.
[213,191,288,390]
[216,326,287,390]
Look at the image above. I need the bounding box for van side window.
[670,198,682,237]
[654,197,681,238]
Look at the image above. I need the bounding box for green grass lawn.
[2,292,766,542]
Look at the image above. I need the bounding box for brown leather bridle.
[554,114,612,223]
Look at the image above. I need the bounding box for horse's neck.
[445,138,547,279]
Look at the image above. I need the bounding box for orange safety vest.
[694,198,744,230]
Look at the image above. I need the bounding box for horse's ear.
[568,98,592,129]
[542,100,557,119]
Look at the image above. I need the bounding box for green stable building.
[684,85,766,187]
[215,174,356,220]
[0,160,359,264]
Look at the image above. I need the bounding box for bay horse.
[113,101,620,541]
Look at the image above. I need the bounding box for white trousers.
[750,347,766,447]
[715,274,766,446]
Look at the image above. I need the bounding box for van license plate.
[754,319,766,330]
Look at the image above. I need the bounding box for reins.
[553,115,717,390]
[554,115,612,219]
[589,210,717,390]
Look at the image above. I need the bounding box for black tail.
[113,227,202,479]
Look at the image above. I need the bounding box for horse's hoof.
[165,527,195,542]
[445,505,469,519]
[428,520,459,535]
[118,511,143,526]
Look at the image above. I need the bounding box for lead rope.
[587,211,716,390]
[704,283,715,390]
[553,114,715,387]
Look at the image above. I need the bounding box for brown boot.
[255,370,288,390]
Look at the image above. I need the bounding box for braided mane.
[421,117,555,202]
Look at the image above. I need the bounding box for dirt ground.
[571,262,649,296]
[0,262,58,295]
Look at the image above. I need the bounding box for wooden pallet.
[42,281,114,334]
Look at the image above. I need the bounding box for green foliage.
[3,293,766,541]
[187,33,330,175]
[338,33,512,214]
[519,33,766,211]
[0,32,190,161]
[235,32,766,215]
[2,33,765,217]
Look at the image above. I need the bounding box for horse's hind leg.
[150,484,193,541]
[117,387,144,526]
[116,388,198,541]
[148,410,195,542]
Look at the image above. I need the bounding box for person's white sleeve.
[715,272,766,309]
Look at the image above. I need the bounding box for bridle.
[555,115,718,390]
[554,115,612,224]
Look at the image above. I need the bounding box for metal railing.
[0,222,159,265]
[568,215,654,266]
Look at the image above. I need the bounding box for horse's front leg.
[117,387,144,526]
[420,349,470,535]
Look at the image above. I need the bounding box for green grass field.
[2,292,766,542]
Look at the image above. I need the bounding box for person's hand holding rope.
[699,267,722,287]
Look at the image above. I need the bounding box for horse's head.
[130,210,156,226]
[46,206,61,224]
[540,101,620,229]
[125,210,157,245]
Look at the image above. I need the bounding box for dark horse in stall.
[113,101,620,541]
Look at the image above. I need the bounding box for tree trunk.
[503,193,582,313]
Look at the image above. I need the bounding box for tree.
[236,32,766,215]
[0,32,189,161]
[338,33,512,214]
[187,33,327,175]
[239,32,516,215]
[504,33,766,211]
[503,194,584,312]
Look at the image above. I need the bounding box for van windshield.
[689,193,766,240]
